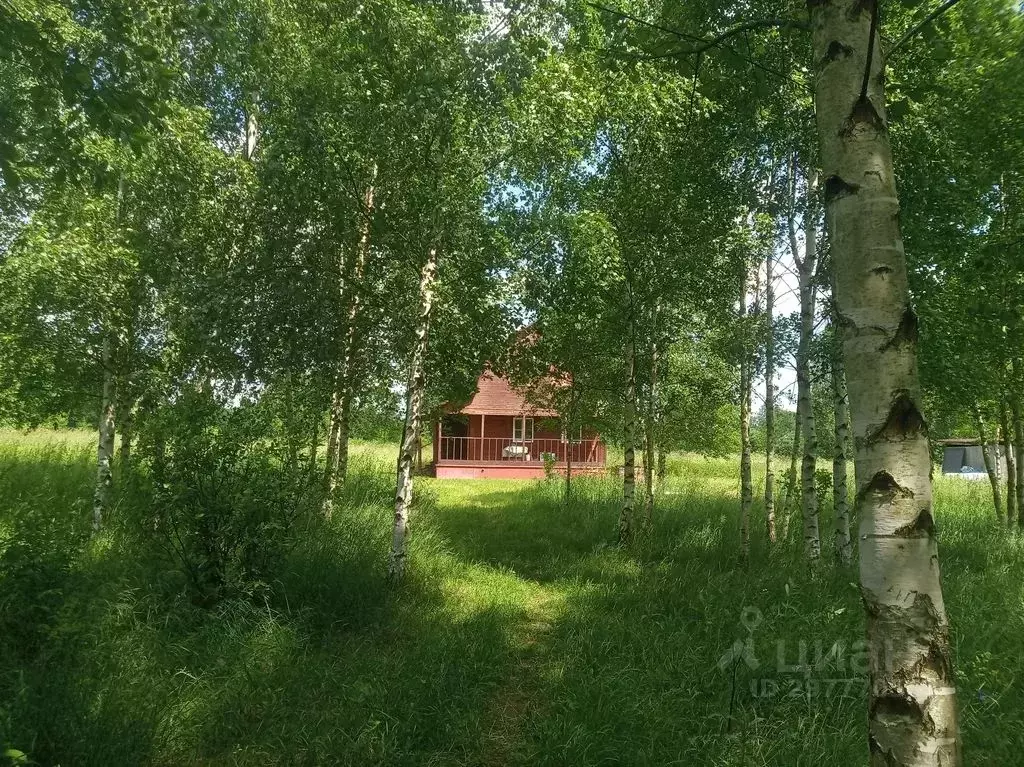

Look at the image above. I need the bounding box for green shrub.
[130,392,318,606]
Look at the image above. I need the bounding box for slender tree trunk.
[618,333,637,545]
[739,275,752,563]
[93,334,116,532]
[656,443,666,484]
[118,396,134,474]
[643,331,659,525]
[832,341,852,565]
[308,411,320,477]
[795,170,821,562]
[765,249,777,543]
[780,409,802,541]
[564,433,573,501]
[1010,379,1024,529]
[973,405,1003,521]
[1001,399,1017,526]
[811,1,960,760]
[324,166,377,515]
[389,247,438,580]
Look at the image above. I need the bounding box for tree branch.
[885,0,963,62]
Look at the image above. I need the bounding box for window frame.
[513,416,534,443]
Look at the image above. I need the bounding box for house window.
[513,417,534,442]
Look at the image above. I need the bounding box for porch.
[432,413,606,479]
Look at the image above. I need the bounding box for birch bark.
[389,247,438,579]
[832,337,852,565]
[618,333,637,545]
[764,248,777,543]
[93,334,116,532]
[1000,399,1016,525]
[790,165,821,561]
[324,166,377,515]
[810,0,960,759]
[739,275,752,563]
[973,405,1003,521]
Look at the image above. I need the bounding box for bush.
[130,392,318,606]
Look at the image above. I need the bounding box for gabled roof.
[454,370,558,417]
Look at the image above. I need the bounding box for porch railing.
[436,436,606,465]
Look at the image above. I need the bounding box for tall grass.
[1,433,1020,765]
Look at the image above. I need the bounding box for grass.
[0,432,1021,765]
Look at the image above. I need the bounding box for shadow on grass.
[2,444,1023,766]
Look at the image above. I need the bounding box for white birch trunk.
[779,415,801,542]
[323,166,376,516]
[618,334,637,545]
[832,339,852,565]
[793,168,821,561]
[93,335,116,532]
[810,0,960,759]
[643,330,659,526]
[389,247,438,579]
[764,249,777,543]
[739,278,752,563]
[1011,390,1024,530]
[973,405,1003,521]
[1000,400,1016,526]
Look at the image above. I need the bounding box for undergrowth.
[0,432,1020,765]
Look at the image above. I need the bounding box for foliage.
[130,391,318,606]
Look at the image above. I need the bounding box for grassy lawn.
[1,431,1022,765]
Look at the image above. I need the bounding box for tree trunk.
[564,436,573,501]
[780,408,802,541]
[810,1,960,760]
[1001,399,1016,526]
[739,273,752,563]
[324,166,377,516]
[93,334,116,532]
[794,168,821,561]
[308,411,320,478]
[656,443,667,483]
[739,358,752,563]
[618,333,637,545]
[118,397,134,474]
[1011,388,1024,530]
[389,247,438,580]
[973,405,1003,521]
[764,249,777,543]
[832,341,852,565]
[643,331,659,526]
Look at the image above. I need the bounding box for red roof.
[455,370,558,417]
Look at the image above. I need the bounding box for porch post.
[480,413,486,461]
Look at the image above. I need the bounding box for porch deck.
[433,435,607,479]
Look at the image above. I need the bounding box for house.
[938,438,1004,480]
[432,369,606,479]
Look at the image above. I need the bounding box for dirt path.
[478,586,562,766]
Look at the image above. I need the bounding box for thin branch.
[589,2,810,90]
[859,0,880,102]
[885,0,964,62]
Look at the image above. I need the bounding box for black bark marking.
[880,307,919,352]
[871,265,893,276]
[841,96,885,138]
[824,40,853,62]
[857,470,915,505]
[824,175,860,203]
[894,508,935,538]
[871,693,924,728]
[871,389,926,441]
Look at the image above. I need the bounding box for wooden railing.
[436,436,606,465]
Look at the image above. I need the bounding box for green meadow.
[1,430,1021,765]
